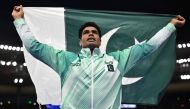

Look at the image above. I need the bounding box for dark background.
[0,0,190,109]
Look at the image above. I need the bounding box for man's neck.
[89,48,94,55]
[88,45,96,55]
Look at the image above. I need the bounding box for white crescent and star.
[100,27,145,85]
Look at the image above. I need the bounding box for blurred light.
[178,44,182,48]
[23,63,27,66]
[4,45,8,50]
[7,101,11,104]
[14,78,18,84]
[12,61,17,66]
[21,47,24,51]
[184,59,187,63]
[177,58,190,64]
[28,100,32,104]
[33,102,36,106]
[0,61,6,66]
[187,58,190,62]
[186,63,189,67]
[121,104,136,108]
[177,97,180,101]
[178,43,190,48]
[178,59,183,64]
[12,46,16,51]
[180,75,184,80]
[0,102,3,106]
[182,64,186,68]
[188,98,190,102]
[8,46,12,50]
[16,47,20,51]
[187,43,190,47]
[176,60,179,63]
[6,61,11,66]
[19,78,23,83]
[181,75,190,80]
[182,43,186,48]
[19,65,23,71]
[180,104,184,107]
[0,45,4,49]
[0,44,23,51]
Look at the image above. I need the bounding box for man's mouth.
[87,38,96,42]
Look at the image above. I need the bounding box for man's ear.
[79,40,82,47]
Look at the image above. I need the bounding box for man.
[12,5,185,109]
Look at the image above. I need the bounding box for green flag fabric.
[21,8,176,106]
[65,9,176,104]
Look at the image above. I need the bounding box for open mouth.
[87,38,96,42]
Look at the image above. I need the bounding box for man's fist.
[12,5,24,20]
[170,15,186,28]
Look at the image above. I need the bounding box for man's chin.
[87,44,98,49]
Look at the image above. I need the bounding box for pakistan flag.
[23,7,176,105]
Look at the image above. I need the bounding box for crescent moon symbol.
[99,27,120,53]
[100,27,143,85]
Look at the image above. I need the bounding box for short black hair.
[78,22,101,39]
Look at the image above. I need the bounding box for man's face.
[80,26,101,48]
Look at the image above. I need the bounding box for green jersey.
[14,18,175,109]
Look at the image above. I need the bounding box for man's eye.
[92,30,98,34]
[82,30,98,34]
[83,30,89,34]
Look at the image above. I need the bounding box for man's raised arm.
[11,5,72,74]
[147,15,186,48]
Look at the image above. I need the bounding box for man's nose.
[89,31,94,34]
[88,31,94,36]
[89,33,94,37]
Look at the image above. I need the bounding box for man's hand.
[12,5,24,20]
[170,15,186,28]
